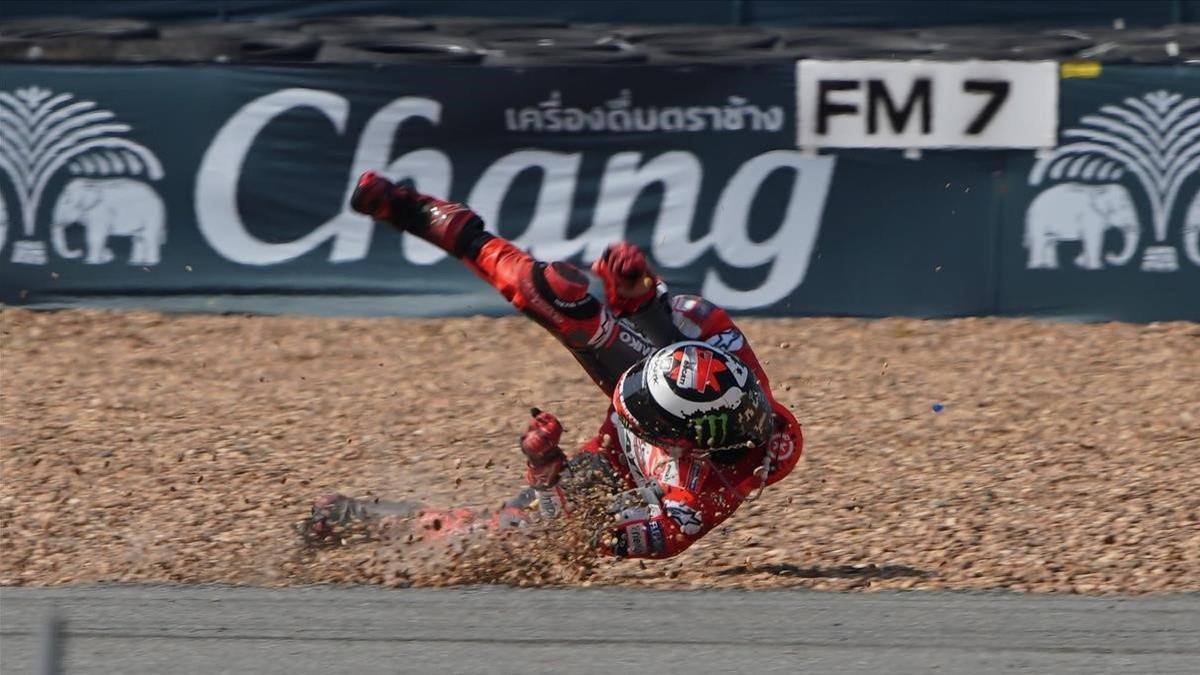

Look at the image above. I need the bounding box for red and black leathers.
[352,172,803,559]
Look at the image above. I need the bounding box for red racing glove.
[520,408,567,489]
[591,242,658,316]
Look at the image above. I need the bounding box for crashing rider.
[308,171,803,559]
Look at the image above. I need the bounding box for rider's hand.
[591,242,658,315]
[520,408,566,489]
[607,486,663,522]
[349,171,425,230]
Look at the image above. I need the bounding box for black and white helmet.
[612,341,773,455]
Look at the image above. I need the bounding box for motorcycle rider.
[316,171,803,559]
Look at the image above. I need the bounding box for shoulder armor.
[670,295,727,339]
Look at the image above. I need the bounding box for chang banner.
[0,63,1196,321]
[0,64,834,314]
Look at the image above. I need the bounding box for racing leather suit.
[359,178,803,559]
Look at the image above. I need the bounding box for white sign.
[796,60,1058,149]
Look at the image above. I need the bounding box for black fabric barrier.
[0,63,1197,320]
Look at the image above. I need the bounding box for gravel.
[1,309,1197,593]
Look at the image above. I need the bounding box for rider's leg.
[351,172,611,351]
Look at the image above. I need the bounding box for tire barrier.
[612,24,770,42]
[0,17,158,40]
[647,47,809,65]
[237,32,323,62]
[4,37,123,61]
[484,44,647,65]
[111,37,244,63]
[1080,42,1200,63]
[469,26,618,46]
[3,16,1199,64]
[315,36,485,64]
[475,28,642,64]
[158,18,305,39]
[297,15,434,35]
[641,33,780,52]
[426,16,572,34]
[0,37,36,59]
[781,30,939,54]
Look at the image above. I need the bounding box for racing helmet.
[612,341,773,455]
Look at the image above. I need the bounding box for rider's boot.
[350,171,492,260]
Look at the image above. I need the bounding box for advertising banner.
[0,63,1196,320]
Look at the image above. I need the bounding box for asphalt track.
[1,586,1197,674]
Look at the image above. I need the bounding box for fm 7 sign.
[796,60,1058,149]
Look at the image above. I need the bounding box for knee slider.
[522,262,609,349]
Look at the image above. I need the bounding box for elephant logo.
[1025,183,1139,270]
[0,86,164,265]
[51,178,167,265]
[1026,90,1200,272]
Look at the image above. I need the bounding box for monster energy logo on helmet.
[691,412,730,447]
